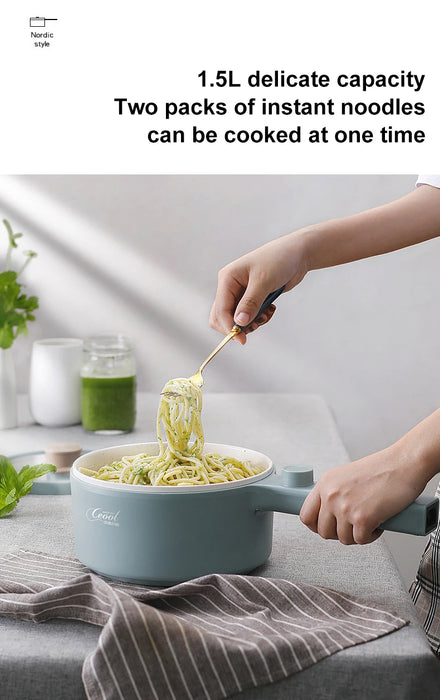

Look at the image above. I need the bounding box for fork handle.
[235,285,286,331]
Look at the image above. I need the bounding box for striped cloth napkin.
[0,550,407,700]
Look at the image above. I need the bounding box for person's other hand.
[299,446,424,545]
[209,232,309,344]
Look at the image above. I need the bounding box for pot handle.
[250,466,439,536]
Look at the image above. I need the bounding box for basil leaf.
[0,456,20,515]
[0,501,18,517]
[16,463,56,497]
[5,488,18,504]
[0,457,56,516]
[0,455,20,493]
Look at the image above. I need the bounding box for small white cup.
[29,338,83,427]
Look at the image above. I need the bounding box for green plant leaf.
[6,312,24,326]
[16,463,56,497]
[15,294,39,311]
[0,455,19,491]
[0,456,20,514]
[0,270,18,285]
[0,322,14,349]
[0,501,18,517]
[9,314,27,339]
[0,281,20,311]
[0,457,56,516]
[1,221,38,346]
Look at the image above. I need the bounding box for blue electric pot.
[71,442,439,585]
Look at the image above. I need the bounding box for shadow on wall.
[0,175,279,394]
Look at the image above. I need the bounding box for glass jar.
[81,334,136,434]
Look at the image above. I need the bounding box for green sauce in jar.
[81,335,136,434]
[81,375,136,432]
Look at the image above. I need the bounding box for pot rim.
[71,442,273,493]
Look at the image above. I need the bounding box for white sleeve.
[416,174,440,188]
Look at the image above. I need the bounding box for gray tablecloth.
[0,393,439,699]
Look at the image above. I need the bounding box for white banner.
[1,0,438,173]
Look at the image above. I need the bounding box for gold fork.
[188,324,242,388]
[162,286,285,395]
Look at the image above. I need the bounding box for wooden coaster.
[44,442,83,473]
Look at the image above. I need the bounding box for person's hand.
[299,446,425,545]
[209,232,309,344]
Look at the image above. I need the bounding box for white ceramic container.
[29,338,83,426]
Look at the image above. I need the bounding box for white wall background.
[0,174,438,584]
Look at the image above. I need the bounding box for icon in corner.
[30,17,58,28]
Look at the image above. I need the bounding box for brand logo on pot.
[86,507,120,527]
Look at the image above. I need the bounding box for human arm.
[299,408,440,545]
[210,184,440,343]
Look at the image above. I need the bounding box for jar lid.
[45,442,83,473]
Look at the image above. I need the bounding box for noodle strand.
[81,377,264,486]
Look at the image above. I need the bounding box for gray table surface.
[1,393,439,700]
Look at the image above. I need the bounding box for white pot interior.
[72,442,273,493]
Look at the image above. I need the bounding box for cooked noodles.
[81,377,264,486]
